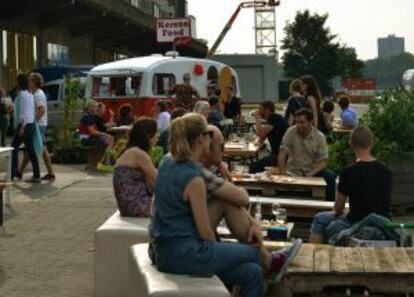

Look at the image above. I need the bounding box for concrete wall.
[212,54,279,103]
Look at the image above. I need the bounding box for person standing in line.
[12,74,40,182]
[301,75,322,128]
[19,73,56,180]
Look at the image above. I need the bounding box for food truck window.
[153,74,175,95]
[92,76,142,98]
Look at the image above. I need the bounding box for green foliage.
[329,88,414,173]
[361,87,414,160]
[281,10,364,95]
[328,135,353,174]
[55,75,85,150]
[364,53,414,89]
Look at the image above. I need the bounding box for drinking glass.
[255,202,262,222]
[276,208,287,224]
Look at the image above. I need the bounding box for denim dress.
[151,157,264,297]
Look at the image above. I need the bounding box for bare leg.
[207,199,272,270]
[42,148,54,175]
[309,233,324,244]
[19,152,30,176]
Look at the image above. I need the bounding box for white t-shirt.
[33,89,48,126]
[18,90,35,124]
[157,111,171,132]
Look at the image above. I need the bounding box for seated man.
[207,96,224,128]
[338,95,358,129]
[79,101,114,149]
[198,124,302,279]
[250,101,288,173]
[309,126,392,243]
[278,108,336,201]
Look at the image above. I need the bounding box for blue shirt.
[341,107,358,128]
[151,157,203,242]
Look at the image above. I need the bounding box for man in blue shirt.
[338,95,358,129]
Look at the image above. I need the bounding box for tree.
[281,10,364,95]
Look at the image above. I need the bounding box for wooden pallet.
[269,244,414,296]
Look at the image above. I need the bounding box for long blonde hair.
[170,113,207,161]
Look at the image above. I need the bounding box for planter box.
[388,152,414,214]
[52,147,88,164]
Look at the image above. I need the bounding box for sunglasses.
[201,130,214,138]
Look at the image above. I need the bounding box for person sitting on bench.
[250,101,288,173]
[309,126,392,244]
[79,101,114,149]
[151,114,302,297]
[277,108,336,201]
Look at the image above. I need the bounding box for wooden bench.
[236,175,327,199]
[94,211,150,297]
[250,196,349,219]
[85,146,105,169]
[129,243,231,297]
[268,244,414,296]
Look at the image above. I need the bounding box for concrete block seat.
[130,243,231,297]
[95,210,150,297]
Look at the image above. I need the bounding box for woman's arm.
[135,149,158,187]
[185,177,216,242]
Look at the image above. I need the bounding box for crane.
[206,0,280,58]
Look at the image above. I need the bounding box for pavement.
[0,164,117,297]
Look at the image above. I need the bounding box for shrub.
[329,87,414,173]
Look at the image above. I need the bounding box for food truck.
[85,53,241,119]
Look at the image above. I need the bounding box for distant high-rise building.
[378,34,405,59]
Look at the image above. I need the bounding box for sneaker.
[41,173,56,181]
[13,172,23,180]
[268,239,303,282]
[26,177,41,183]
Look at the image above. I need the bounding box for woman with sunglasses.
[151,113,301,297]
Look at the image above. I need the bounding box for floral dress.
[113,166,153,217]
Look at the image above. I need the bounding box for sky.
[187,0,413,61]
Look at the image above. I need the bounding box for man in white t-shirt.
[155,100,171,132]
[19,73,55,180]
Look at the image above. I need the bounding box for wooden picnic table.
[249,196,349,219]
[269,244,414,296]
[223,141,259,161]
[218,222,294,241]
[235,173,327,199]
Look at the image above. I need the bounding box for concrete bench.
[129,243,231,297]
[94,211,150,297]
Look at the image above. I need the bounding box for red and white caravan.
[85,53,240,119]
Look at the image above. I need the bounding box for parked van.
[43,77,87,127]
[85,53,241,119]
